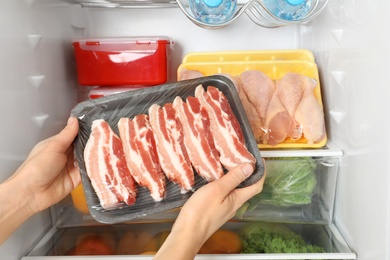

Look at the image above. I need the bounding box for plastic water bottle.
[262,0,313,21]
[189,0,237,24]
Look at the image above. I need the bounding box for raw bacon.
[148,103,195,193]
[195,85,256,170]
[83,119,137,210]
[173,96,224,182]
[118,115,166,201]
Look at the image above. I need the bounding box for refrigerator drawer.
[51,152,340,227]
[24,222,355,259]
[236,156,339,224]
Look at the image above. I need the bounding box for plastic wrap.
[71,75,264,224]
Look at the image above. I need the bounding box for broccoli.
[240,222,325,254]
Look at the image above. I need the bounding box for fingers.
[67,159,81,189]
[216,163,254,196]
[231,171,266,208]
[66,144,81,189]
[51,117,79,153]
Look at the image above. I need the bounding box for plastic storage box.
[72,37,173,86]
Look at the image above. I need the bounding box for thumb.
[217,163,254,196]
[51,117,79,152]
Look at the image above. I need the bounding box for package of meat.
[71,75,264,224]
[177,53,327,149]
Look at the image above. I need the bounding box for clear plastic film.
[71,75,264,224]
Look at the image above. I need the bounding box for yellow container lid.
[182,49,315,64]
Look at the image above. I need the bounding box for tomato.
[66,235,114,255]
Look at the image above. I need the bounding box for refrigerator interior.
[0,0,389,259]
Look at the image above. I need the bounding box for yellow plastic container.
[182,49,315,64]
[177,58,326,149]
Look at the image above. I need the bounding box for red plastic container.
[72,37,173,87]
[88,86,141,99]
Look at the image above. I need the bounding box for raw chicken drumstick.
[238,70,276,141]
[294,80,326,144]
[277,72,318,140]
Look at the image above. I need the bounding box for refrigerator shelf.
[260,140,343,158]
[67,0,178,8]
[66,0,329,29]
[24,222,356,259]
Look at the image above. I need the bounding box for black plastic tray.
[71,75,264,224]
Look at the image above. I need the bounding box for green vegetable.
[238,157,317,217]
[240,222,325,254]
[262,157,317,206]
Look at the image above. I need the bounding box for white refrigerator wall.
[299,1,390,259]
[0,0,389,259]
[0,1,77,259]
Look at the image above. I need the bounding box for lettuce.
[237,157,317,216]
[240,222,326,254]
[261,157,317,206]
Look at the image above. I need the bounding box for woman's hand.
[20,116,81,213]
[154,162,266,259]
[0,117,81,245]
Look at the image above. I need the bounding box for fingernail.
[67,117,75,126]
[242,164,253,178]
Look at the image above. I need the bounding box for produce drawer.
[236,156,339,224]
[24,222,356,259]
[50,149,340,227]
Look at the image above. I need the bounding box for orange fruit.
[71,183,89,214]
[143,231,170,252]
[139,251,157,255]
[199,230,242,254]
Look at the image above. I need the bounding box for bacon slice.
[148,103,195,193]
[83,119,137,210]
[195,85,256,170]
[118,115,166,201]
[173,96,224,182]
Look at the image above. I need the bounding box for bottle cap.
[286,0,305,5]
[204,0,223,7]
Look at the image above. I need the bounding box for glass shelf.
[66,0,330,29]
[67,0,178,8]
